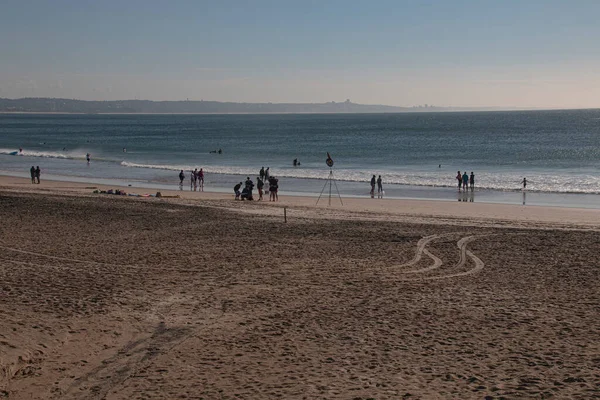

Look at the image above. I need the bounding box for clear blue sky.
[2,0,599,108]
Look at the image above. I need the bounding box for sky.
[1,0,600,108]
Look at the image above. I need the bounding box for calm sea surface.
[1,110,600,207]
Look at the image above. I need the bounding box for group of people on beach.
[178,168,205,191]
[456,171,475,191]
[370,175,384,198]
[234,172,279,201]
[29,166,41,184]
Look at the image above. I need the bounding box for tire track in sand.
[392,234,487,281]
[402,235,486,281]
[396,233,457,273]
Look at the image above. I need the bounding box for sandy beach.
[1,175,599,399]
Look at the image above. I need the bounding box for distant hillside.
[0,98,444,114]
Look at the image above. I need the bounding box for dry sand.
[1,176,599,399]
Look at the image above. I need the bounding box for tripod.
[316,168,343,206]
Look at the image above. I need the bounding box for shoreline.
[2,174,600,229]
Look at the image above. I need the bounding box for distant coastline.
[0,97,542,114]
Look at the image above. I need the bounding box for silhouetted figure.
[178,170,185,189]
[377,175,383,198]
[370,175,376,198]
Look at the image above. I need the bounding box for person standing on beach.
[269,176,278,201]
[370,175,376,198]
[234,182,242,200]
[198,168,204,191]
[245,177,254,200]
[469,172,475,190]
[256,176,264,200]
[30,166,35,184]
[35,166,41,184]
[265,167,270,182]
[456,171,462,191]
[377,175,383,198]
[260,167,265,181]
[179,170,185,189]
[462,171,469,191]
[191,170,196,191]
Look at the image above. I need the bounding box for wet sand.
[1,178,599,399]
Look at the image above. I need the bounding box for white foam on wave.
[0,148,87,160]
[120,161,600,194]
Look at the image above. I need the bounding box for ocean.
[1,110,600,208]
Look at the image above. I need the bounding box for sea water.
[1,110,599,208]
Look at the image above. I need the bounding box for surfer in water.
[86,153,91,164]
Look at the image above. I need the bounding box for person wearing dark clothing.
[234,182,242,200]
[30,166,35,184]
[256,177,264,201]
[469,172,475,190]
[260,167,265,181]
[377,175,383,197]
[244,177,254,200]
[34,166,41,184]
[269,176,279,201]
[370,175,376,198]
[179,170,185,189]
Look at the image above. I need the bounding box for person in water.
[456,171,462,191]
[470,172,475,190]
[462,171,469,191]
[377,175,383,198]
[179,170,185,189]
[521,177,527,190]
[86,153,91,164]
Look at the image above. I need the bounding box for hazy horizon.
[2,1,600,109]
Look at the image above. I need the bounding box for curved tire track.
[396,234,487,281]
